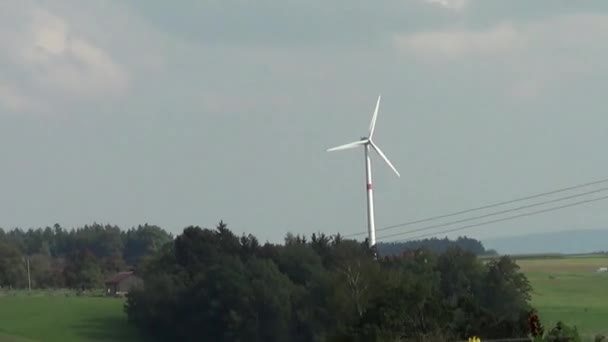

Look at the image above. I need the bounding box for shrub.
[544,321,581,342]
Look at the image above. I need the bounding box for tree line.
[1,222,581,340]
[125,222,537,341]
[376,236,496,256]
[0,223,490,291]
[0,223,172,289]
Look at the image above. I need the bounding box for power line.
[344,176,608,238]
[380,193,608,243]
[375,186,608,240]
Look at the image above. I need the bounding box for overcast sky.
[2,0,608,243]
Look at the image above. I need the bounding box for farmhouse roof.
[105,271,135,284]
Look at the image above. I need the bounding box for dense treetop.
[125,222,533,341]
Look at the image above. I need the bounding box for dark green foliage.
[126,222,535,341]
[477,256,532,338]
[28,253,64,288]
[544,321,581,341]
[123,224,173,267]
[63,249,104,289]
[377,236,488,256]
[0,223,173,289]
[0,240,27,287]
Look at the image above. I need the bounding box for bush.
[543,321,581,342]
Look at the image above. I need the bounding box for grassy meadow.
[0,291,141,342]
[516,254,608,340]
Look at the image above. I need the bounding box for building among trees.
[105,271,142,296]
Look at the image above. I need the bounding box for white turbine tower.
[327,95,400,248]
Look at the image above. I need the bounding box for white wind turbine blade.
[370,140,400,177]
[326,140,367,152]
[368,95,381,139]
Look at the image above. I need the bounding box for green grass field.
[0,292,141,342]
[517,254,608,340]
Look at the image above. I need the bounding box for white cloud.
[393,13,608,61]
[21,8,128,96]
[393,23,522,59]
[424,0,470,11]
[0,3,132,114]
[393,13,608,100]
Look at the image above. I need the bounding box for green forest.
[0,222,582,341]
[0,223,172,289]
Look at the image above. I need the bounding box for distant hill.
[482,229,608,255]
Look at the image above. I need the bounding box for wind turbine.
[327,95,400,248]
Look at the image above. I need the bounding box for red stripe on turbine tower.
[367,184,373,190]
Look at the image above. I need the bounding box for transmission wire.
[379,193,608,243]
[375,186,608,240]
[344,176,608,238]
